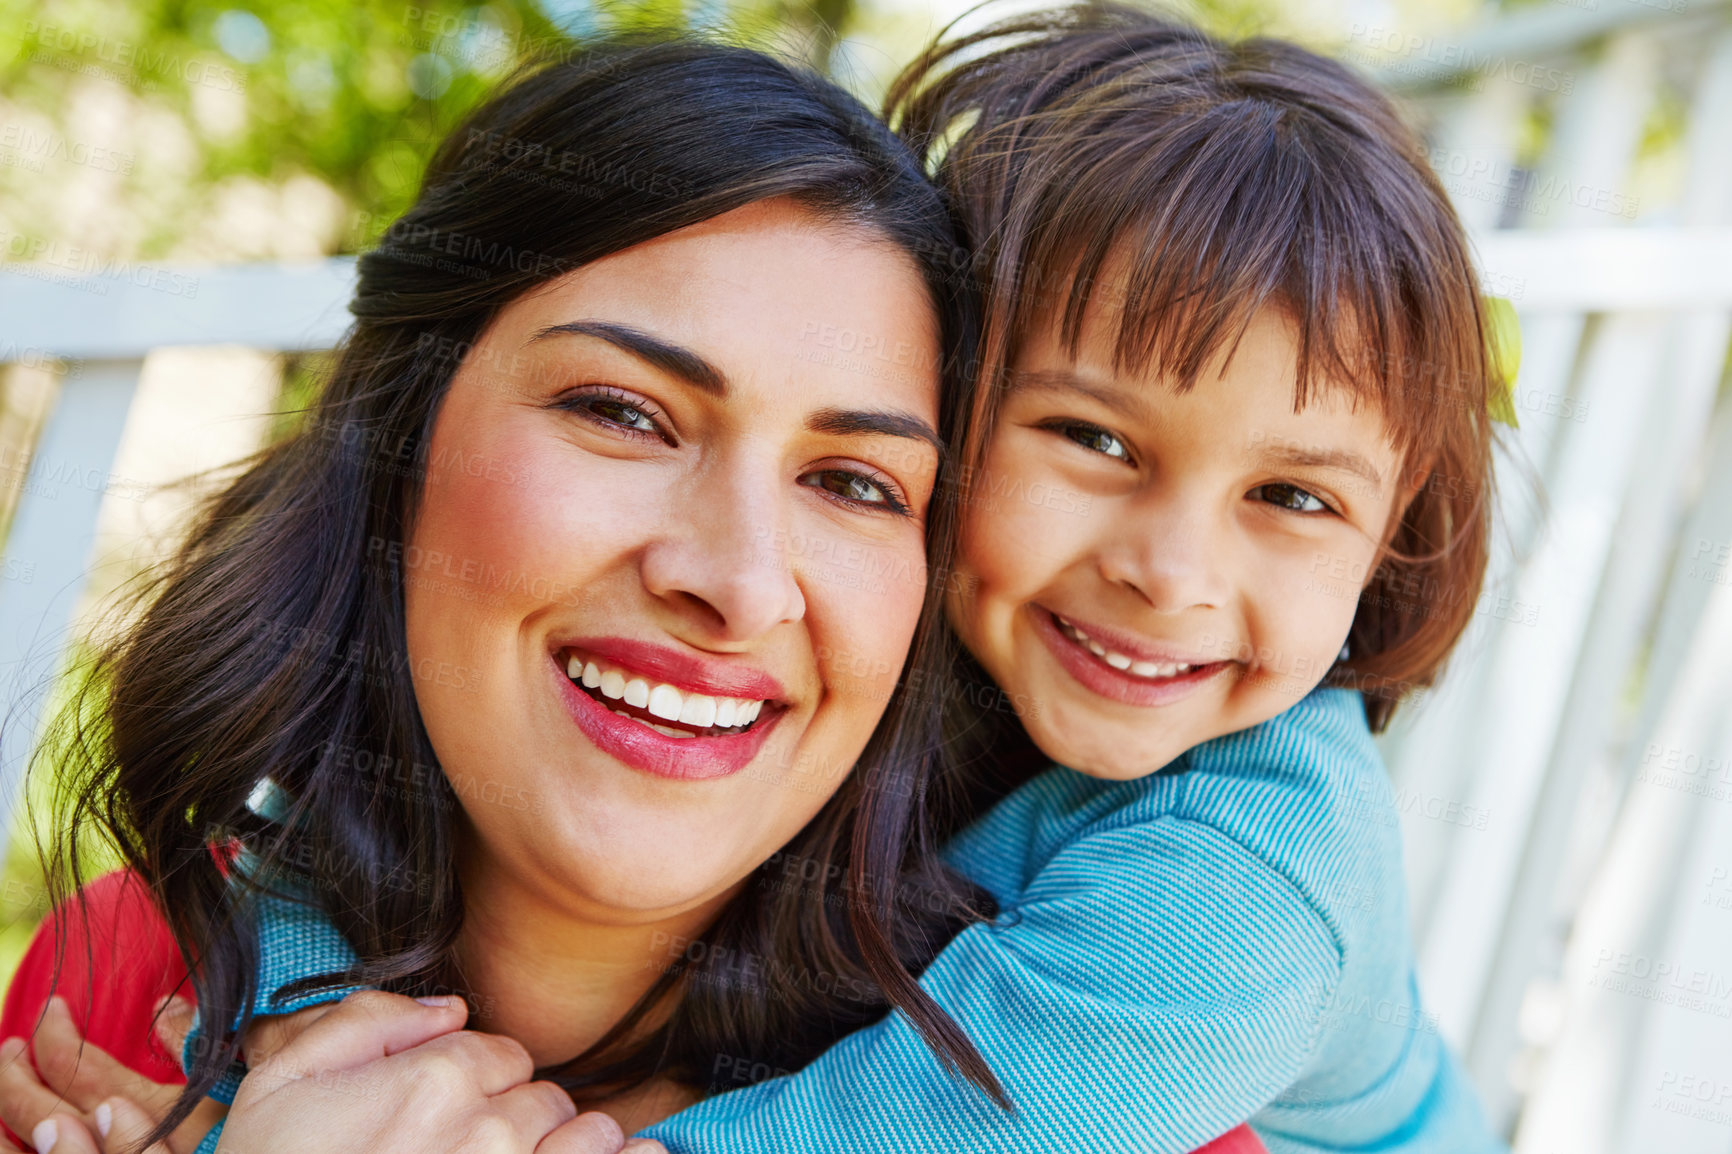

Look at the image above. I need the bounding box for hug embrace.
[0,4,1512,1152]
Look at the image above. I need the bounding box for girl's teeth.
[714,699,737,728]
[623,678,650,709]
[1058,618,1196,681]
[599,670,626,700]
[581,661,601,688]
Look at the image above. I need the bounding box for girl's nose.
[1094,493,1231,615]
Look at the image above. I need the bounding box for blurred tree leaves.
[0,0,859,260]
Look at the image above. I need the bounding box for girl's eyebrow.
[1251,444,1385,490]
[1007,368,1156,424]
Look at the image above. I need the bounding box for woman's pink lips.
[550,654,780,781]
[1030,606,1229,707]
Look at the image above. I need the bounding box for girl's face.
[405,197,941,920]
[950,299,1413,779]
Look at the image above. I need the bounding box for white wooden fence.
[1,3,1731,1146]
[1372,2,1732,1150]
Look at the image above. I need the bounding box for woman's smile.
[552,638,786,780]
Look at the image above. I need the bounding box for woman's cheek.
[805,531,927,730]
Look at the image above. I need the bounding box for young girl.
[642,5,1511,1149]
[7,7,1508,1154]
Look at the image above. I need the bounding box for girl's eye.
[1051,421,1132,462]
[799,469,910,516]
[1250,482,1330,514]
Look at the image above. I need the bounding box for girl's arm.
[644,819,1338,1154]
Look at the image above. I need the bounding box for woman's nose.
[639,459,806,642]
[1095,493,1230,614]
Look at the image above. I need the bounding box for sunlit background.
[3,0,1731,1150]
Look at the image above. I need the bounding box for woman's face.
[405,197,942,922]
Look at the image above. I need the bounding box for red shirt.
[1,870,1267,1153]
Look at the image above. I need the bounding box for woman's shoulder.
[0,868,190,1084]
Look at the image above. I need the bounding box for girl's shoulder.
[0,868,190,1086]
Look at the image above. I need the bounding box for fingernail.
[414,995,454,1008]
[95,1102,112,1138]
[32,1120,56,1154]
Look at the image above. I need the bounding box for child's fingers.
[533,1110,627,1154]
[92,1097,173,1154]
[148,998,196,1073]
[246,991,465,1088]
[239,1004,339,1069]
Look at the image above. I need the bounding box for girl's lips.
[550,653,781,781]
[1029,606,1230,707]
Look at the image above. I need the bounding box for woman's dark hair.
[35,34,1006,1146]
[888,1,1498,732]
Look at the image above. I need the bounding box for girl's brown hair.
[886,1,1500,730]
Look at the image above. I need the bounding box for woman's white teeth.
[1056,618,1193,680]
[569,654,765,733]
[680,693,716,728]
[648,684,683,721]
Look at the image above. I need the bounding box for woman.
[1,34,994,1153]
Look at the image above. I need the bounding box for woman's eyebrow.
[807,408,945,458]
[528,320,729,396]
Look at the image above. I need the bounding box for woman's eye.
[1058,422,1131,462]
[799,469,909,514]
[586,397,659,435]
[1250,483,1329,514]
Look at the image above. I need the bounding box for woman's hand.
[216,990,663,1154]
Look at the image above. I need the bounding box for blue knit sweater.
[188,688,1504,1154]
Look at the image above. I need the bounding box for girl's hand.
[217,990,656,1154]
[0,996,224,1154]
